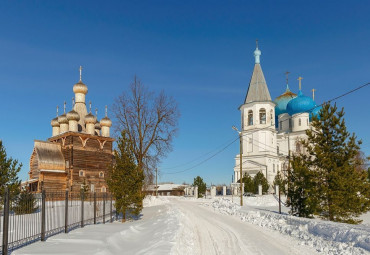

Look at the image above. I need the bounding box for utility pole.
[239,132,243,206]
[155,168,158,197]
[232,126,244,206]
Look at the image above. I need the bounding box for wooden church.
[27,67,114,193]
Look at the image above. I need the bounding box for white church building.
[233,45,321,191]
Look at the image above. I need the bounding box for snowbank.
[209,198,370,255]
[143,195,170,207]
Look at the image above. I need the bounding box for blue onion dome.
[286,90,316,116]
[274,85,297,117]
[310,105,322,120]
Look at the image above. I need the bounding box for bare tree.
[113,76,179,183]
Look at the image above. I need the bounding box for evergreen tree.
[0,140,21,200]
[241,173,254,193]
[296,103,370,223]
[287,155,319,218]
[253,172,269,194]
[273,171,287,195]
[13,190,39,214]
[80,178,89,199]
[106,131,144,222]
[193,176,206,198]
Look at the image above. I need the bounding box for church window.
[273,164,275,173]
[101,186,106,192]
[99,172,104,178]
[248,110,253,125]
[79,170,85,177]
[259,108,266,124]
[277,146,280,155]
[277,164,279,172]
[289,119,292,129]
[299,118,301,126]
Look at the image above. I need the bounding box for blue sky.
[0,1,369,185]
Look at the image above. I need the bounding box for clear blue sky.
[0,1,369,185]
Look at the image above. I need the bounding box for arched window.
[259,108,266,124]
[79,170,85,177]
[289,119,292,129]
[99,172,104,178]
[273,164,275,173]
[248,110,253,125]
[279,121,282,130]
[277,164,279,172]
[277,146,280,155]
[101,186,106,193]
[299,118,301,126]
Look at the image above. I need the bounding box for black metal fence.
[0,188,115,255]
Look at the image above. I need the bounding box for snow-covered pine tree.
[287,154,318,218]
[253,172,269,194]
[241,173,254,193]
[193,176,206,198]
[0,140,21,200]
[106,131,144,222]
[302,103,370,223]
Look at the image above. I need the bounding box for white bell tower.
[234,43,279,186]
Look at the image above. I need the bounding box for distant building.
[26,67,114,193]
[233,45,321,191]
[145,183,186,196]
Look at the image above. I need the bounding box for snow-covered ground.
[13,195,370,255]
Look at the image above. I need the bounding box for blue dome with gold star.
[274,85,297,117]
[286,90,316,116]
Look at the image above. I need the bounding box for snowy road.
[172,198,316,255]
[14,196,319,255]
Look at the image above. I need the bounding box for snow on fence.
[0,188,116,255]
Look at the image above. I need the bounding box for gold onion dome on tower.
[73,80,88,94]
[67,109,80,121]
[84,113,97,124]
[58,113,68,124]
[51,117,60,127]
[95,121,101,130]
[100,116,112,127]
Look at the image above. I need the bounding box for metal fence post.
[41,190,46,241]
[93,192,96,224]
[2,187,10,255]
[103,193,106,224]
[110,193,113,223]
[65,190,69,233]
[81,191,84,228]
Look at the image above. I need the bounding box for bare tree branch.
[113,76,180,183]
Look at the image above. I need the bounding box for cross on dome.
[297,76,303,90]
[79,66,83,81]
[312,88,316,100]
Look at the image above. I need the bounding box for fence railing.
[0,188,116,255]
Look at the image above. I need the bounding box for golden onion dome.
[67,110,80,121]
[100,116,112,127]
[95,121,101,130]
[85,113,97,124]
[51,117,60,127]
[58,114,68,124]
[73,80,88,94]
